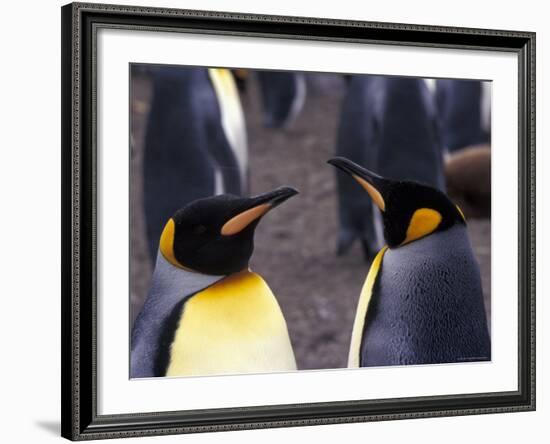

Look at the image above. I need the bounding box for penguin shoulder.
[166,270,295,376]
[381,225,482,304]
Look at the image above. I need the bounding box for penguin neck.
[388,223,470,254]
[152,252,227,298]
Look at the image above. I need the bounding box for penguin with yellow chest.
[328,157,490,367]
[131,187,298,378]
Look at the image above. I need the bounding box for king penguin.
[131,186,298,378]
[143,66,248,262]
[328,157,490,367]
[334,76,445,260]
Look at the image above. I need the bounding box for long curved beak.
[327,157,387,211]
[221,187,299,236]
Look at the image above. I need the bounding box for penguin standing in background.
[436,79,492,218]
[328,157,490,367]
[143,66,248,262]
[376,78,445,189]
[334,76,379,259]
[334,76,445,260]
[131,187,298,378]
[445,145,491,218]
[436,79,491,153]
[257,71,306,129]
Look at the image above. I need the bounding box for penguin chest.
[355,226,490,367]
[166,271,296,376]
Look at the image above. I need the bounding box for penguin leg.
[334,75,380,261]
[336,194,378,261]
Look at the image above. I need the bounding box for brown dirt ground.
[130,72,491,370]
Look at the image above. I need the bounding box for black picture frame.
[61,2,536,440]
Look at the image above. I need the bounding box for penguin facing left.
[131,186,298,378]
[328,157,490,368]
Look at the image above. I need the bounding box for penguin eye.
[192,224,207,235]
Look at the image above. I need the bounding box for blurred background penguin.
[436,79,492,218]
[142,66,248,263]
[257,71,306,129]
[334,76,445,260]
[140,65,307,264]
[131,66,491,371]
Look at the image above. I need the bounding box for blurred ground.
[130,71,491,370]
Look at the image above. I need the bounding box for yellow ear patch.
[159,219,183,268]
[402,208,442,245]
[352,174,386,211]
[221,204,271,236]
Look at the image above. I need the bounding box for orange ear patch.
[402,208,442,245]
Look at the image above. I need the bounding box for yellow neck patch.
[348,246,388,368]
[456,204,466,222]
[166,271,296,376]
[401,208,442,245]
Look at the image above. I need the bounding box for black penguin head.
[159,187,298,275]
[328,157,465,248]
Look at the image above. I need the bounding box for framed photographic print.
[61,2,536,440]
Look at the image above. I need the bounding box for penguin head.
[328,157,465,248]
[158,187,298,275]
